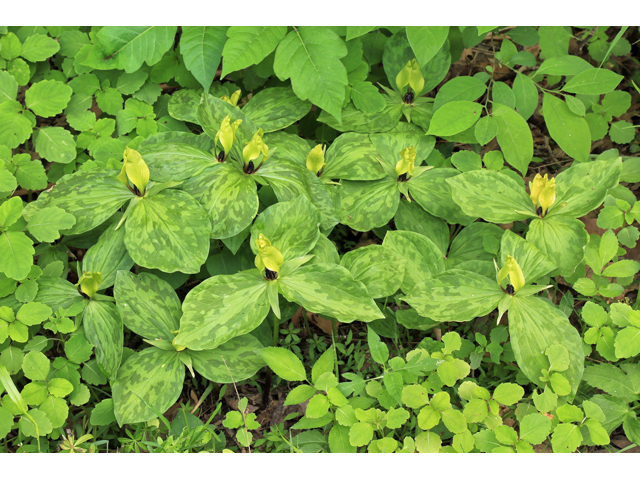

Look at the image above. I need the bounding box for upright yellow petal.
[395,146,417,178]
[539,178,556,215]
[306,144,326,174]
[77,272,103,299]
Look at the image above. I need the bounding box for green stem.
[272,312,279,347]
[331,319,340,380]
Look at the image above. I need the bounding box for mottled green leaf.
[243,87,311,133]
[83,300,122,379]
[197,93,257,150]
[338,177,398,231]
[82,224,133,290]
[340,245,406,298]
[175,272,269,351]
[191,334,265,383]
[322,132,384,181]
[180,26,227,92]
[139,142,215,182]
[500,229,556,284]
[317,97,402,134]
[394,199,449,255]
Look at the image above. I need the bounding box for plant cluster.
[0,25,639,453]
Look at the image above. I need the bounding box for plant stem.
[331,319,340,380]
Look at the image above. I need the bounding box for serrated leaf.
[0,100,33,148]
[22,351,50,381]
[20,34,59,62]
[96,27,177,73]
[26,207,76,243]
[25,80,72,118]
[222,26,287,77]
[0,231,34,280]
[34,127,77,164]
[0,70,18,105]
[180,26,227,92]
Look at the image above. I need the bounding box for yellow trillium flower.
[116,147,150,195]
[221,89,241,107]
[529,173,556,216]
[171,336,187,352]
[77,272,103,299]
[306,144,327,175]
[255,234,284,278]
[395,146,417,179]
[214,116,242,160]
[243,128,269,167]
[395,59,425,96]
[497,255,525,293]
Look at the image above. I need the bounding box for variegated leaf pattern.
[370,124,436,167]
[34,277,84,312]
[191,334,265,383]
[114,271,180,340]
[139,142,215,182]
[395,199,450,255]
[402,270,504,323]
[317,96,403,133]
[242,87,312,133]
[264,131,314,166]
[340,244,406,298]
[445,170,534,224]
[526,216,589,277]
[124,189,211,274]
[308,234,340,265]
[175,272,270,351]
[446,222,503,270]
[22,170,133,235]
[407,169,476,225]
[549,156,622,219]
[82,224,134,291]
[322,132,385,181]
[197,93,257,148]
[83,300,123,380]
[183,162,258,239]
[382,230,445,294]
[500,229,556,284]
[257,159,339,230]
[277,264,383,323]
[339,177,399,231]
[250,195,321,260]
[112,347,184,426]
[508,295,584,396]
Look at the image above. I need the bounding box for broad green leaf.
[562,68,624,95]
[175,272,269,351]
[19,34,59,62]
[25,80,72,118]
[350,81,386,113]
[39,396,68,429]
[371,123,436,167]
[82,224,134,290]
[139,142,215,183]
[382,230,445,294]
[0,169,17,193]
[542,93,590,163]
[47,378,74,398]
[125,189,211,274]
[512,73,538,120]
[257,346,306,382]
[317,97,402,134]
[34,276,83,312]
[191,334,265,383]
[329,424,357,453]
[433,76,486,112]
[243,87,311,133]
[0,231,34,281]
[509,296,584,395]
[551,423,582,453]
[180,26,227,92]
[403,270,503,323]
[0,70,18,104]
[0,196,23,229]
[407,26,449,69]
[112,347,184,426]
[263,131,311,167]
[602,260,640,278]
[349,422,374,447]
[90,399,116,426]
[184,163,257,239]
[22,351,50,382]
[166,89,201,123]
[323,132,385,181]
[221,26,287,77]
[0,100,33,148]
[394,199,450,255]
[96,26,177,73]
[338,177,398,231]
[500,229,556,283]
[64,332,93,364]
[493,383,524,406]
[285,385,317,406]
[492,102,533,174]
[583,364,638,402]
[415,431,442,453]
[311,346,336,384]
[16,302,52,327]
[340,245,406,298]
[250,194,320,261]
[23,170,132,235]
[550,157,622,218]
[83,300,123,379]
[34,127,77,164]
[537,55,593,76]
[274,27,348,122]
[447,222,503,272]
[447,169,534,223]
[426,101,481,137]
[115,271,180,340]
[278,264,383,324]
[19,408,52,437]
[116,70,149,95]
[519,413,552,444]
[26,207,75,244]
[614,327,640,359]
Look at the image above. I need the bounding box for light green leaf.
[492,383,524,405]
[323,132,385,181]
[26,207,76,243]
[278,264,383,324]
[20,34,59,62]
[175,272,269,351]
[394,199,450,255]
[15,160,47,191]
[338,177,398,231]
[340,244,406,298]
[426,101,481,137]
[82,224,134,291]
[180,26,227,92]
[83,300,122,380]
[602,260,640,278]
[434,76,487,112]
[562,68,624,95]
[125,189,211,274]
[221,26,287,77]
[242,87,311,133]
[274,27,348,123]
[0,70,19,104]
[492,102,533,174]
[191,334,265,383]
[22,351,50,381]
[317,97,402,134]
[64,332,93,364]
[542,93,590,163]
[257,346,306,382]
[551,423,582,453]
[34,127,77,164]
[0,231,34,281]
[47,378,74,398]
[537,55,593,76]
[350,81,385,113]
[0,100,33,148]
[519,413,552,444]
[499,229,556,283]
[614,327,640,359]
[407,26,449,69]
[112,347,184,426]
[512,73,538,120]
[25,80,72,118]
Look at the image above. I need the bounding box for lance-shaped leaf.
[114,271,180,340]
[22,170,133,235]
[339,177,399,231]
[112,347,184,426]
[242,87,312,133]
[322,132,385,181]
[175,272,270,351]
[407,169,477,225]
[446,170,534,223]
[549,157,622,219]
[407,26,449,68]
[190,334,265,383]
[526,216,589,277]
[26,207,76,243]
[340,245,406,298]
[382,230,445,294]
[184,162,258,239]
[82,224,134,291]
[403,270,504,323]
[492,102,533,175]
[508,296,584,396]
[250,195,321,261]
[278,264,383,323]
[180,26,227,92]
[395,199,450,255]
[257,159,339,231]
[274,27,348,123]
[34,277,84,312]
[124,189,211,274]
[139,142,215,182]
[83,300,123,380]
[542,93,590,163]
[500,230,556,284]
[0,231,34,281]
